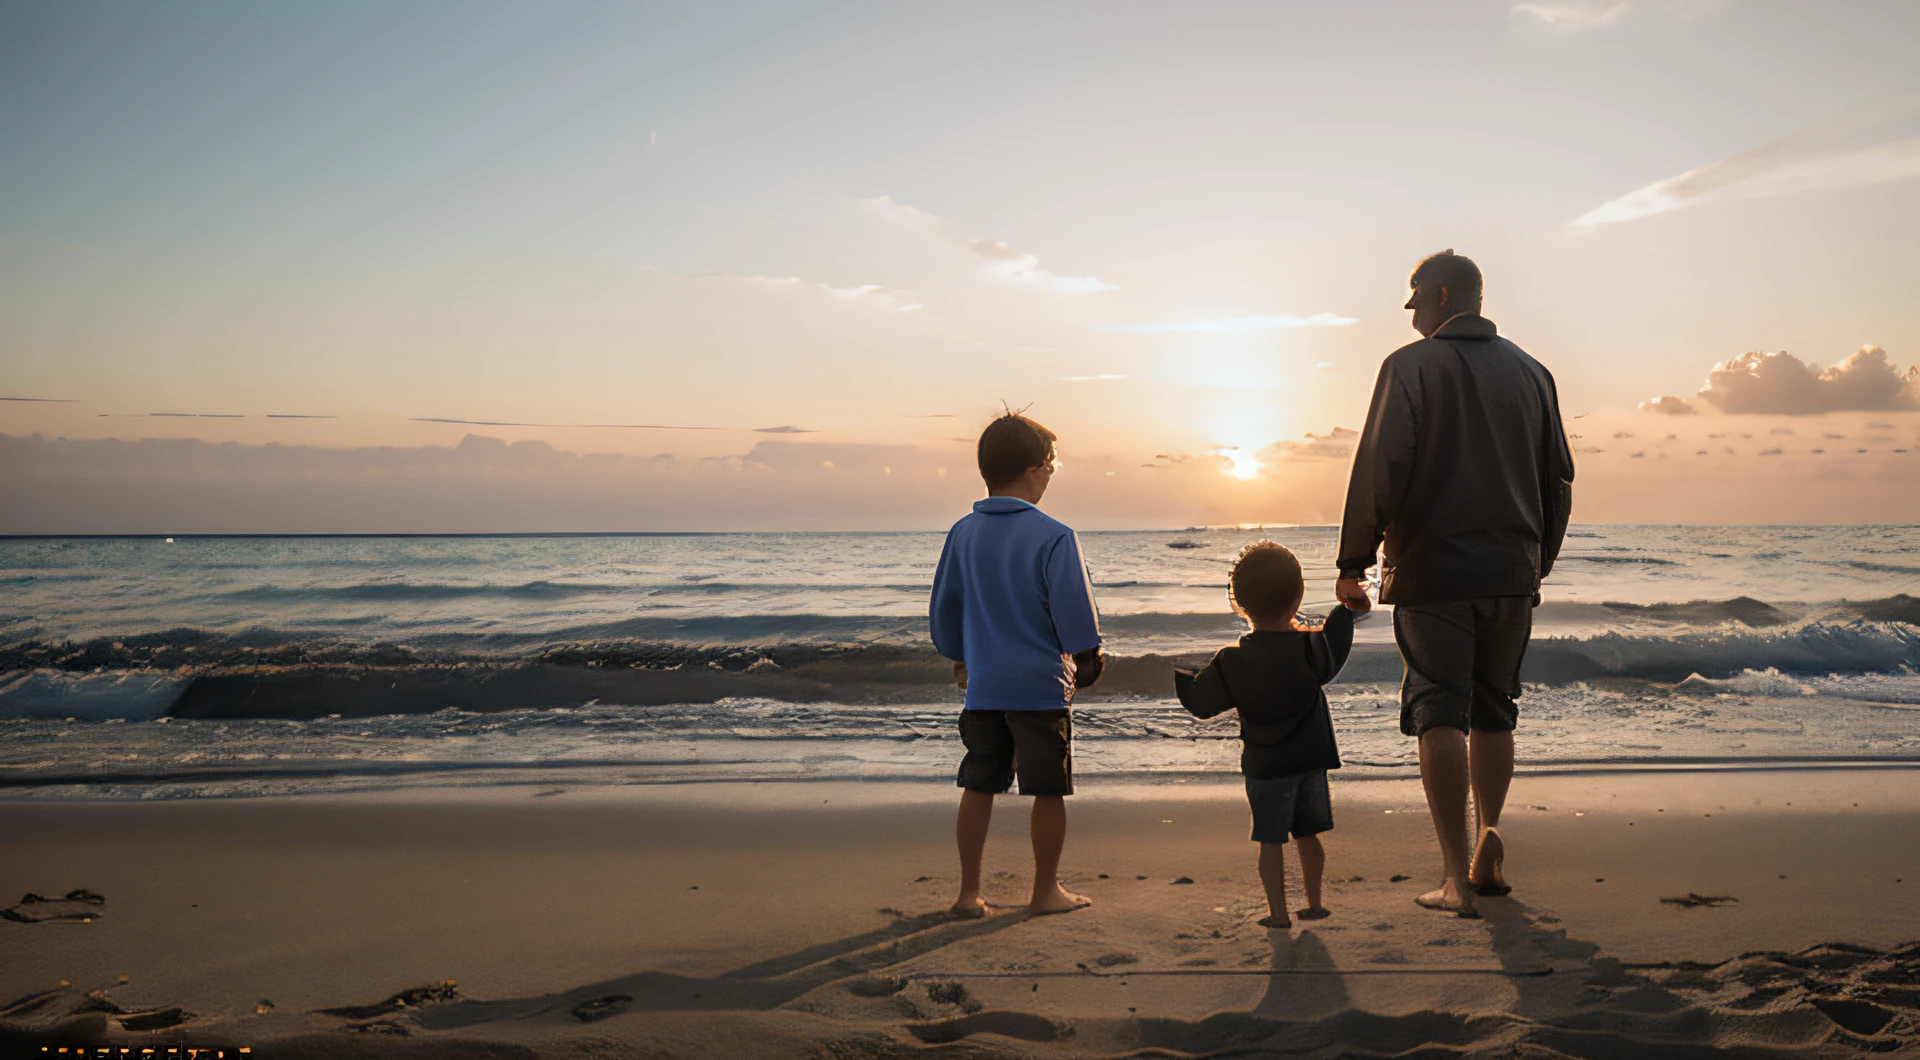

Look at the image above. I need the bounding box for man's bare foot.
[1257,914,1291,929]
[1027,884,1092,917]
[1296,906,1331,921]
[1415,877,1481,919]
[1470,827,1511,896]
[949,894,991,920]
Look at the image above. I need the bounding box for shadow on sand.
[407,907,1032,1031]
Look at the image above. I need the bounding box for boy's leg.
[1257,842,1291,927]
[953,710,1016,918]
[953,789,994,917]
[1295,833,1327,915]
[1027,795,1089,913]
[1009,710,1089,915]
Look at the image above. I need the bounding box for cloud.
[1512,1,1630,29]
[99,412,244,418]
[964,238,1117,295]
[1,396,81,403]
[1570,115,1920,230]
[1685,345,1920,415]
[1059,374,1127,382]
[859,195,1116,295]
[1102,313,1358,334]
[859,194,946,238]
[1639,395,1698,415]
[1513,0,1731,31]
[407,417,767,431]
[696,272,923,312]
[1260,427,1360,462]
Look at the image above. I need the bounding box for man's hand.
[954,662,968,690]
[1335,577,1373,613]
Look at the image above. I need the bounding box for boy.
[1175,542,1357,928]
[930,411,1104,918]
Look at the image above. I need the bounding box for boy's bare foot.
[1469,827,1511,896]
[1027,884,1092,917]
[1295,906,1331,921]
[1415,877,1481,919]
[949,894,992,919]
[1257,915,1291,929]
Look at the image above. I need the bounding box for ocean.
[3,525,1917,798]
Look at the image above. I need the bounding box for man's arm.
[1336,359,1419,583]
[1538,372,1576,581]
[1174,651,1234,720]
[928,533,964,662]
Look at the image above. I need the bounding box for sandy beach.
[4,769,1918,1057]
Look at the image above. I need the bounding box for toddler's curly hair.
[1228,541,1304,626]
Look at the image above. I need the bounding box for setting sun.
[1213,445,1266,480]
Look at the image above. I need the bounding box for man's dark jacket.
[1336,315,1575,606]
[1174,607,1353,779]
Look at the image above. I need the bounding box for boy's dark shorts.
[1393,596,1533,738]
[1245,770,1332,844]
[956,709,1073,796]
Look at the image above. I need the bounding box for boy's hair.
[1228,541,1304,625]
[976,412,1057,488]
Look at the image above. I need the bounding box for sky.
[4,0,1920,532]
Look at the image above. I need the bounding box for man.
[1335,250,1574,918]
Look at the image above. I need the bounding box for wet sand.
[3,770,1918,1057]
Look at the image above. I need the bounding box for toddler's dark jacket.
[1174,607,1354,779]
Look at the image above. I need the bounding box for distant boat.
[1165,540,1203,550]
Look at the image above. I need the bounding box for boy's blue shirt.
[929,496,1102,710]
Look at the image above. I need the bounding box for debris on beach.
[316,980,460,1019]
[118,1006,189,1031]
[923,981,981,1013]
[1660,893,1738,907]
[1,889,105,923]
[571,994,633,1022]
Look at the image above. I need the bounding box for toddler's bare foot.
[1257,914,1291,929]
[949,894,991,919]
[1295,906,1331,920]
[1470,827,1510,896]
[1415,877,1481,919]
[1027,884,1092,917]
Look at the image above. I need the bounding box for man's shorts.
[1245,770,1332,844]
[1393,596,1533,738]
[956,709,1073,796]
